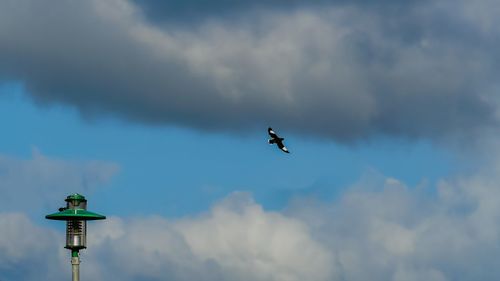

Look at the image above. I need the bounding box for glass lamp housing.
[66,220,87,249]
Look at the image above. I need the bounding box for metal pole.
[71,250,80,281]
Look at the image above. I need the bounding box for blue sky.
[1,82,452,218]
[1,1,500,280]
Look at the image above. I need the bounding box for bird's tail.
[268,139,276,144]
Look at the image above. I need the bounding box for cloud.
[85,193,335,281]
[131,0,424,24]
[1,0,499,142]
[78,157,500,281]
[0,148,118,280]
[0,213,66,281]
[3,160,500,281]
[286,168,500,281]
[0,148,119,212]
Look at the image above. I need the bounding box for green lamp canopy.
[45,209,106,221]
[45,193,106,221]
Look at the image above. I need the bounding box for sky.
[1,0,500,280]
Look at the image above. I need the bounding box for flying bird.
[268,127,290,153]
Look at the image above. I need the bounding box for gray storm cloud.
[1,0,499,141]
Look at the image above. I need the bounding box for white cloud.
[78,166,500,281]
[2,149,500,280]
[0,213,66,280]
[0,148,119,212]
[84,193,335,281]
[0,148,118,280]
[3,165,500,281]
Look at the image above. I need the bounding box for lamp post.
[46,194,106,281]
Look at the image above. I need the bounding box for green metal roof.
[45,209,106,221]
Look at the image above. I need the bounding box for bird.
[268,127,290,153]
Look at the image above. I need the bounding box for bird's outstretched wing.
[276,140,290,153]
[268,127,279,139]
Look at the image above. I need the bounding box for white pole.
[71,251,80,281]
